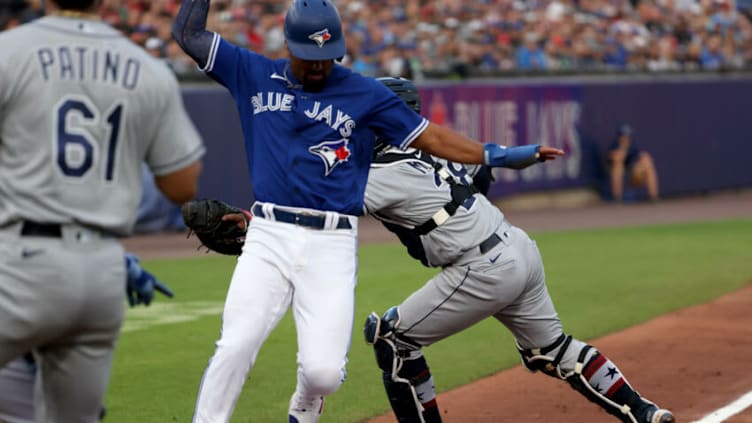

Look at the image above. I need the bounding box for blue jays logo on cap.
[309,139,350,175]
[308,28,332,48]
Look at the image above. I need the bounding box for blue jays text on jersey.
[251,93,355,139]
[204,33,429,215]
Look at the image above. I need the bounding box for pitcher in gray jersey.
[0,1,204,421]
[362,77,674,423]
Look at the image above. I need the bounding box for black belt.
[20,221,62,238]
[252,205,352,230]
[478,232,504,254]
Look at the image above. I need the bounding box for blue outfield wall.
[181,75,752,208]
[182,85,252,209]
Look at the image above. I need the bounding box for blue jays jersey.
[203,34,428,215]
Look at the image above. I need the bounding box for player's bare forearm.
[411,122,485,164]
[155,161,202,204]
[172,0,214,68]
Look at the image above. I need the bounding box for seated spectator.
[607,124,659,202]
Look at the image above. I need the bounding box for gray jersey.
[0,16,205,235]
[363,147,503,266]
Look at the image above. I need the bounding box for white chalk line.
[691,390,752,423]
[121,301,223,333]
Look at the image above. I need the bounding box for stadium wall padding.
[182,75,752,208]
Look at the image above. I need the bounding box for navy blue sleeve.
[172,0,214,69]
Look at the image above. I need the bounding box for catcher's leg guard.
[517,334,667,423]
[364,307,441,423]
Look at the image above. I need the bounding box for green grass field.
[106,219,752,422]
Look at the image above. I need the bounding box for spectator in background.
[516,32,548,71]
[4,0,751,77]
[607,124,660,202]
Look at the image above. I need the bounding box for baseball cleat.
[288,394,324,423]
[647,407,675,423]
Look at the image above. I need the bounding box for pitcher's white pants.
[193,212,358,423]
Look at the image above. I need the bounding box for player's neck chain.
[51,10,102,21]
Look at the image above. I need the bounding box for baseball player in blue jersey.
[0,0,205,421]
[362,78,675,423]
[173,1,563,422]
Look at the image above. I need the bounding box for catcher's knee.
[365,307,437,422]
[364,306,424,375]
[517,333,578,379]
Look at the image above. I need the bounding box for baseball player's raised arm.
[172,0,214,69]
[410,123,485,164]
[412,122,565,169]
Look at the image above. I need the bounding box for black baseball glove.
[181,199,250,255]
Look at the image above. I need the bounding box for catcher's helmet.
[377,77,421,114]
[284,0,345,61]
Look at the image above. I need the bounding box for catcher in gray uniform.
[362,78,675,423]
[0,0,205,421]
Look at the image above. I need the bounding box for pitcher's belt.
[252,205,351,230]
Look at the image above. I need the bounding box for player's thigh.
[0,234,76,365]
[217,251,293,350]
[396,258,524,346]
[35,341,113,423]
[493,232,563,349]
[293,229,357,368]
[35,242,123,423]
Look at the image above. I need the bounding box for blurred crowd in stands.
[2,0,752,79]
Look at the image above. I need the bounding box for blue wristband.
[483,143,540,169]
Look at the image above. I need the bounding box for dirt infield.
[123,189,752,423]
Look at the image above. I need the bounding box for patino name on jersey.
[251,92,355,139]
[36,46,142,90]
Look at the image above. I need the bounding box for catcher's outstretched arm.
[172,0,213,69]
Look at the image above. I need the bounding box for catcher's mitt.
[181,199,250,255]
